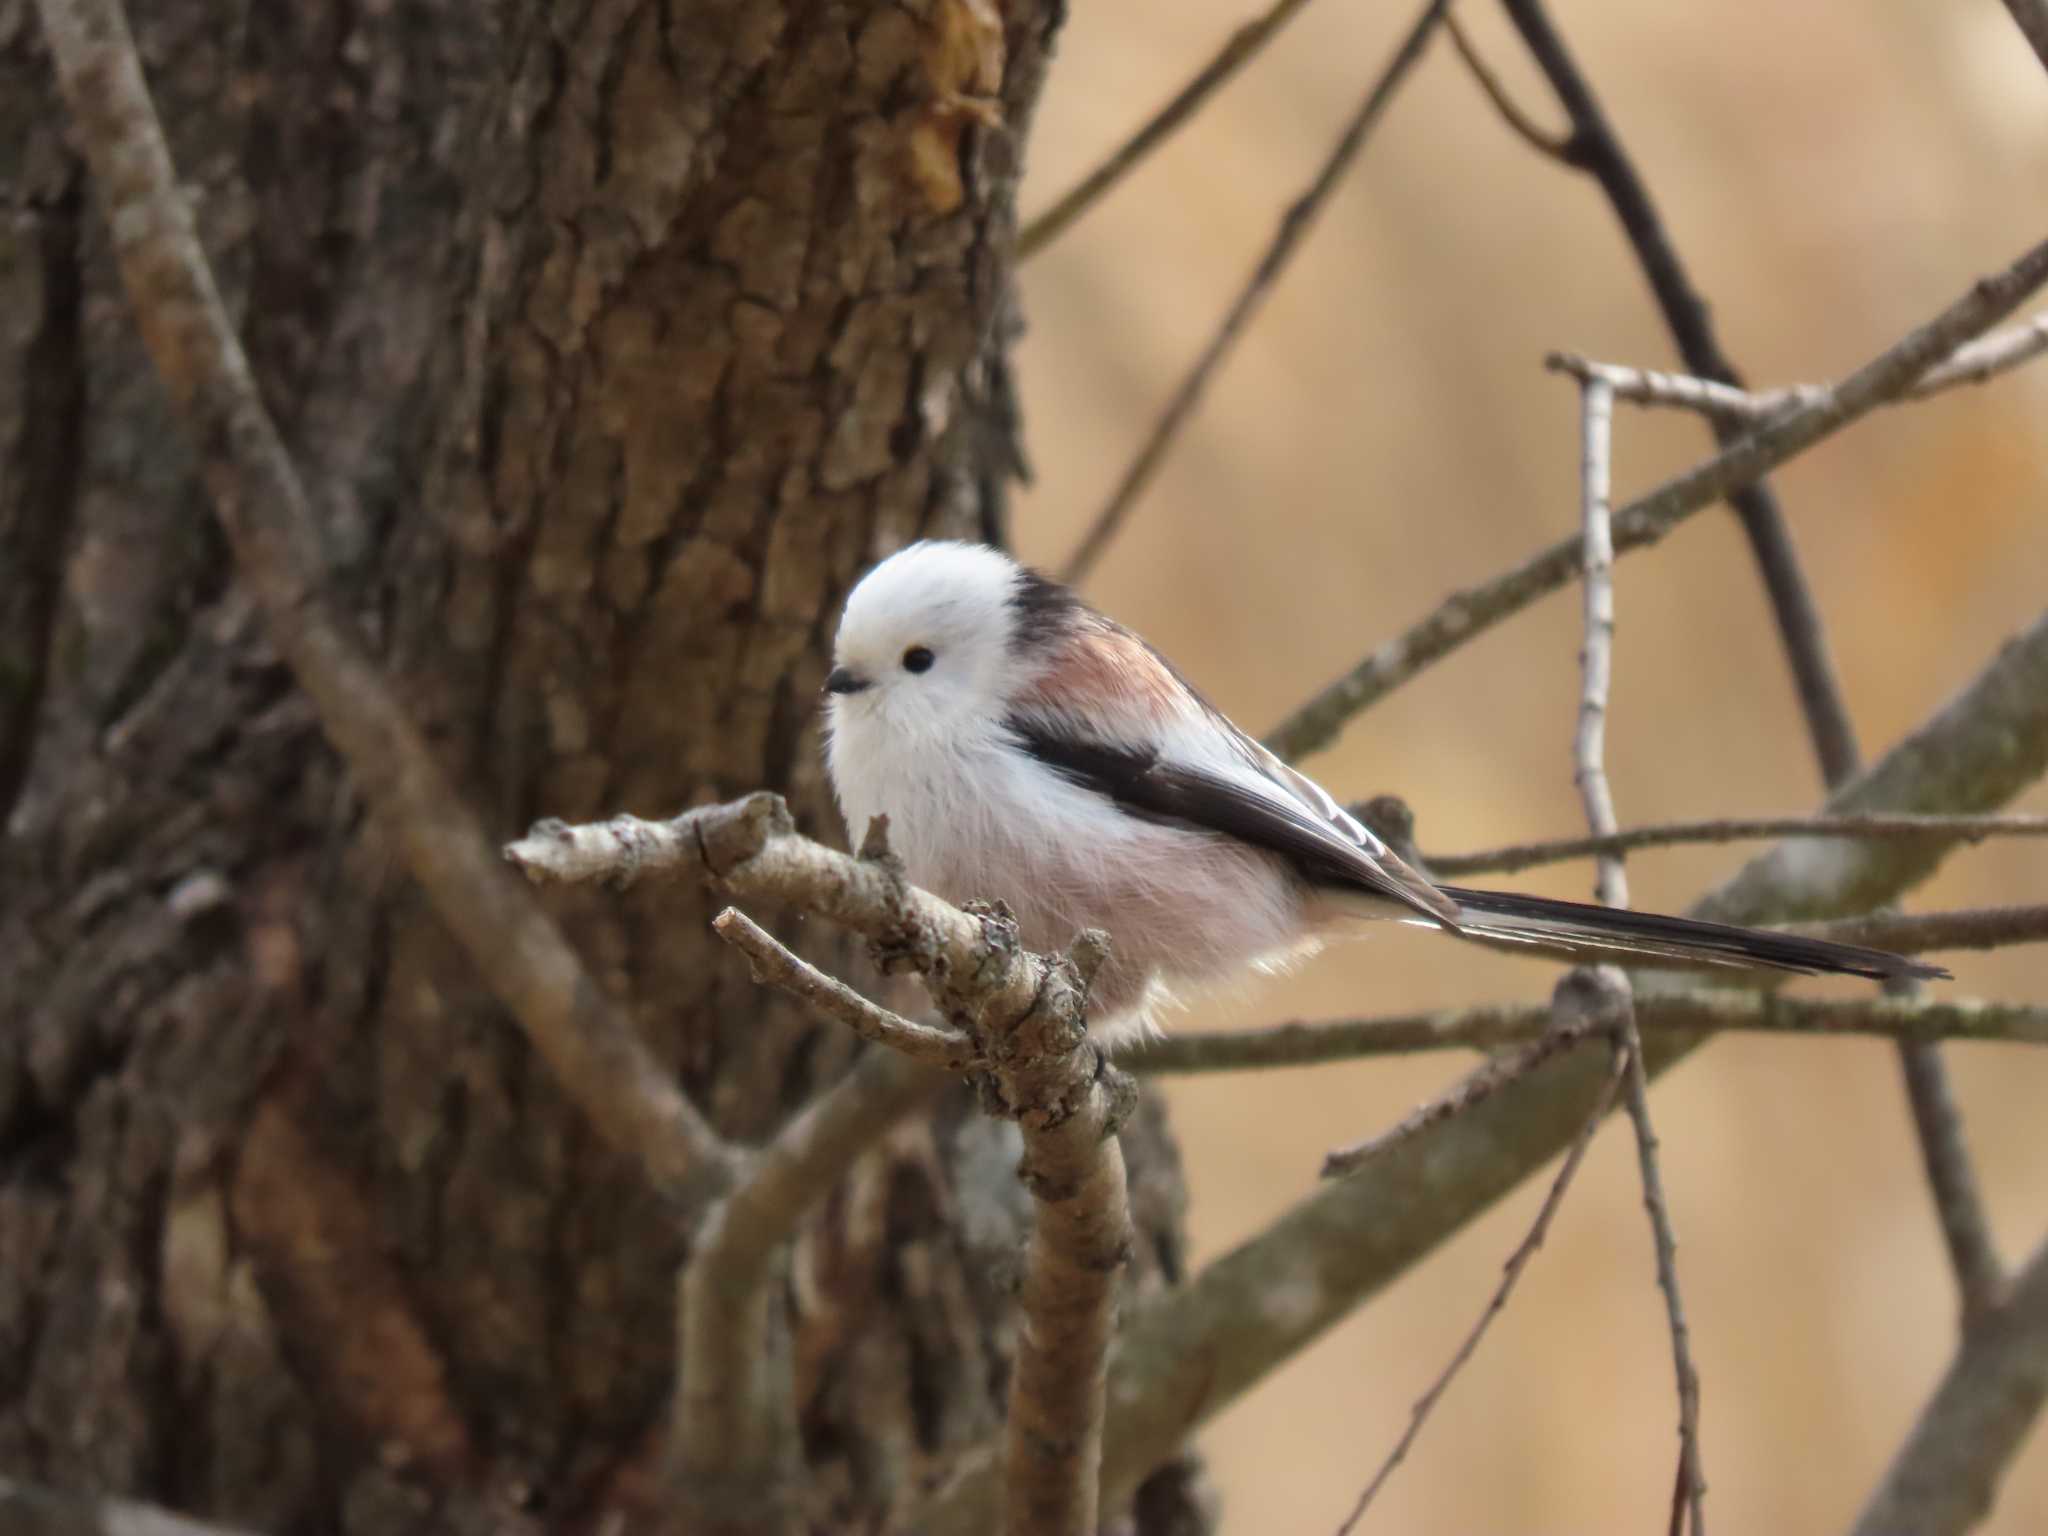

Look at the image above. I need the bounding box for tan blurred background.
[1005,2,2048,1530]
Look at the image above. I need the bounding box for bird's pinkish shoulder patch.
[1019,620,1191,727]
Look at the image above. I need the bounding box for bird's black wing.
[1004,714,1463,928]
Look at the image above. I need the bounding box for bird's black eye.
[902,645,935,674]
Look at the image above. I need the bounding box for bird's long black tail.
[1438,885,1948,982]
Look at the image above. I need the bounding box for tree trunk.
[0,3,1210,1531]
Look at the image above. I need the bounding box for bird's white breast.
[826,706,1312,1036]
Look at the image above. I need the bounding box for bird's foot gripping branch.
[506,794,1135,1536]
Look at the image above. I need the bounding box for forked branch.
[1262,233,2048,763]
[509,803,1134,1536]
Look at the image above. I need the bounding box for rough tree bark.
[0,3,1210,1532]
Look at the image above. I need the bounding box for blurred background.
[1006,2,2048,1530]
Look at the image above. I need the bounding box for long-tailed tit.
[823,541,1944,1039]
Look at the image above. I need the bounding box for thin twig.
[1058,0,1451,585]
[1572,359,1708,1534]
[1848,1232,2048,1536]
[669,1046,946,1530]
[1444,9,1572,162]
[1914,312,2048,392]
[1017,0,1322,261]
[712,908,976,1070]
[1260,232,2048,763]
[1548,315,2048,424]
[1332,991,1629,1532]
[1121,993,2048,1075]
[1424,812,2048,879]
[1572,376,1628,909]
[32,0,735,1202]
[1319,1011,1603,1177]
[1998,0,2048,78]
[1618,998,1705,1536]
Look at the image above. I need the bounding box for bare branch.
[1017,0,1321,261]
[1260,236,2048,763]
[1002,938,1136,1536]
[1998,0,2048,78]
[712,908,976,1070]
[0,1478,269,1536]
[1572,376,1628,909]
[669,1046,946,1532]
[1425,813,2048,879]
[1548,315,2048,424]
[1896,1030,2008,1332]
[509,800,1133,1536]
[1548,351,1798,422]
[1319,1007,1606,1178]
[1847,1234,2048,1536]
[1445,9,1573,163]
[32,0,734,1200]
[1568,367,1704,1534]
[1616,987,1706,1536]
[1333,977,1629,1531]
[1058,0,1451,585]
[1121,992,2048,1075]
[1914,312,2048,392]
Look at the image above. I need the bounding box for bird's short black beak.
[824,667,870,697]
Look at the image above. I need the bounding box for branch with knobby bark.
[1848,1232,2048,1536]
[31,0,736,1202]
[1422,813,2048,879]
[506,800,1135,1536]
[1261,231,2048,764]
[909,602,2048,1536]
[1547,316,2048,424]
[1496,0,2006,1335]
[1058,0,1450,585]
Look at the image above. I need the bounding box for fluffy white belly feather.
[829,723,1311,1038]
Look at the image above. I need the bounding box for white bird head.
[824,541,1044,741]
